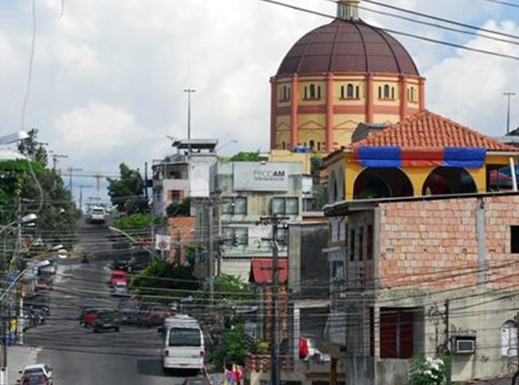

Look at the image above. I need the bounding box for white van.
[161,315,204,372]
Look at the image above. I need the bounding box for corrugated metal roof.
[249,258,288,284]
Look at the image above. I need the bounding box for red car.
[108,270,128,287]
[141,305,173,328]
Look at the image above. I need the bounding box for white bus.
[161,315,205,372]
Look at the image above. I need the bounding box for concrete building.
[324,192,519,385]
[151,139,218,217]
[195,160,303,281]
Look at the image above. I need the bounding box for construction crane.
[78,184,93,211]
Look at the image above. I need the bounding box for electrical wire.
[251,0,519,60]
[482,0,519,8]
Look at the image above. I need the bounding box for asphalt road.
[21,217,188,385]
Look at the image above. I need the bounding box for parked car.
[18,364,53,385]
[118,299,139,325]
[18,373,50,385]
[142,305,173,328]
[111,281,128,297]
[34,283,51,292]
[111,258,130,271]
[108,270,128,287]
[93,310,120,333]
[38,259,57,275]
[25,293,50,315]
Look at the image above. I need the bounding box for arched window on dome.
[346,84,354,98]
[383,84,390,99]
[391,87,395,100]
[409,87,415,103]
[309,84,316,99]
[355,86,360,99]
[317,86,322,99]
[282,142,286,150]
[317,142,321,151]
[309,140,315,150]
[378,87,382,99]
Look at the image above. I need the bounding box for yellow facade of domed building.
[269,0,425,155]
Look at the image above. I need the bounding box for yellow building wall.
[298,80,327,105]
[299,130,325,146]
[269,150,312,174]
[341,153,496,200]
[373,114,400,124]
[334,114,366,128]
[298,114,326,129]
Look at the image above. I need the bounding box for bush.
[409,354,449,385]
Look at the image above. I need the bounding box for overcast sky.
[0,0,517,203]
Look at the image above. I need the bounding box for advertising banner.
[233,162,289,192]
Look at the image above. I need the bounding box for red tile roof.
[352,110,519,152]
[249,258,288,284]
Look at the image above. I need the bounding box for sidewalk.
[4,345,39,385]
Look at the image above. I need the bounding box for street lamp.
[0,131,28,146]
[0,213,37,236]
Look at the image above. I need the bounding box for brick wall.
[377,195,519,290]
[167,217,196,265]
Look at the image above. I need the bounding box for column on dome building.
[325,73,334,153]
[290,75,299,150]
[399,76,408,121]
[366,73,374,123]
[419,77,426,111]
[270,78,277,150]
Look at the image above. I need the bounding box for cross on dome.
[337,0,360,21]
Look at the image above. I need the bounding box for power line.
[481,0,519,8]
[251,0,519,61]
[360,0,519,41]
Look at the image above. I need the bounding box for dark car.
[111,258,130,271]
[181,377,210,385]
[25,293,50,315]
[93,310,120,333]
[118,299,139,325]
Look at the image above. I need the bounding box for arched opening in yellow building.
[354,168,414,199]
[422,167,477,195]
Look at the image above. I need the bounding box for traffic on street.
[11,217,206,385]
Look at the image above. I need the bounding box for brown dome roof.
[277,19,419,76]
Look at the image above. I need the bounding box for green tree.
[113,213,161,231]
[230,151,260,162]
[212,323,250,370]
[107,163,148,214]
[166,197,191,217]
[213,274,253,302]
[130,259,199,301]
[17,128,48,167]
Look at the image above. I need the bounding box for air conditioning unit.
[452,337,476,354]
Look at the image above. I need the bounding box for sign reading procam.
[233,162,289,191]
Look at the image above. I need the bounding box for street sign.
[155,234,171,251]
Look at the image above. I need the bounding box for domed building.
[270,0,425,154]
